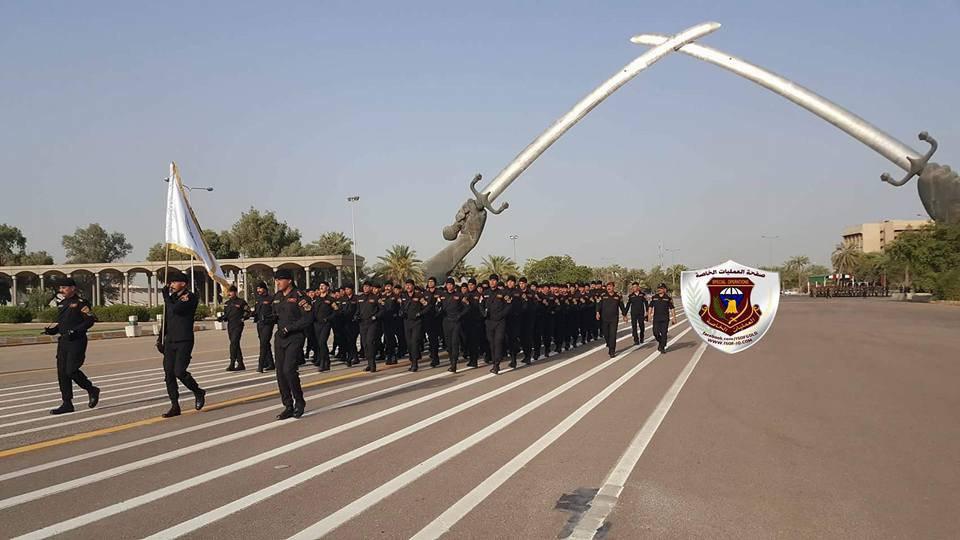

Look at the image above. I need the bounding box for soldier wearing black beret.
[158,269,206,418]
[271,268,313,419]
[42,277,101,414]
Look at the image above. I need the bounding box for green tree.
[851,252,888,284]
[647,265,669,289]
[228,208,301,258]
[146,243,191,262]
[0,224,27,266]
[302,232,353,256]
[17,251,54,265]
[61,223,132,264]
[375,245,423,284]
[523,255,592,284]
[479,255,519,279]
[449,259,478,280]
[203,230,239,259]
[783,255,810,290]
[666,264,688,288]
[831,243,862,275]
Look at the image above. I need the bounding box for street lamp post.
[347,196,360,287]
[760,235,780,268]
[163,178,214,295]
[509,234,519,263]
[665,248,680,286]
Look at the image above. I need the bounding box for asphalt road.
[0,297,956,539]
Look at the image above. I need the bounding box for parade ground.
[0,297,957,539]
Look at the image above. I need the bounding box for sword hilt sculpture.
[631,33,960,225]
[469,174,509,215]
[881,132,937,187]
[420,21,723,280]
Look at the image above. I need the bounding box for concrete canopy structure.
[0,254,361,307]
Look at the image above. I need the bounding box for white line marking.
[29,323,648,540]
[287,323,692,540]
[410,331,699,540]
[568,341,707,540]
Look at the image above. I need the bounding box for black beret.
[274,269,293,280]
[343,282,354,289]
[256,281,268,290]
[488,274,499,281]
[228,285,238,292]
[467,278,477,285]
[318,280,329,287]
[506,275,516,282]
[362,280,373,287]
[384,280,394,287]
[658,282,668,289]
[445,277,456,284]
[167,269,188,283]
[59,277,77,287]
[427,276,437,283]
[518,277,528,283]
[404,279,415,285]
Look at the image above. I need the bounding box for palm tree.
[375,245,423,283]
[479,255,519,279]
[449,259,478,280]
[304,231,353,256]
[784,255,810,290]
[831,243,861,276]
[666,264,688,287]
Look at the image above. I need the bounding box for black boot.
[276,408,294,420]
[162,405,181,418]
[194,389,206,411]
[50,402,74,415]
[293,404,305,418]
[87,386,101,409]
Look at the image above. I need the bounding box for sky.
[2,0,958,272]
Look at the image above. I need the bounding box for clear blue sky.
[2,0,957,270]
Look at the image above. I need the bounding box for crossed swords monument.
[421,21,959,279]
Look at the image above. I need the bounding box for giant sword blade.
[421,21,722,280]
[632,33,960,225]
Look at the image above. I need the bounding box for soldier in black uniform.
[437,277,468,373]
[253,282,276,372]
[312,281,339,372]
[596,281,624,357]
[399,279,428,371]
[157,270,206,418]
[463,278,482,367]
[503,276,522,366]
[422,277,442,367]
[623,281,649,345]
[481,274,513,374]
[517,277,536,365]
[648,283,677,353]
[302,288,318,365]
[356,281,381,372]
[378,281,400,364]
[338,284,359,366]
[272,269,313,419]
[219,285,250,371]
[42,278,100,414]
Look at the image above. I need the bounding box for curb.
[0,323,220,348]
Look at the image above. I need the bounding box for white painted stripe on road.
[568,341,707,540]
[0,366,466,510]
[0,368,418,483]
[287,321,691,540]
[0,356,258,407]
[0,353,253,397]
[77,324,647,540]
[411,330,698,540]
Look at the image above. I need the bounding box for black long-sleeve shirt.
[253,292,276,325]
[272,288,313,339]
[437,289,469,321]
[623,292,649,317]
[48,294,96,337]
[480,286,513,321]
[596,291,624,322]
[162,287,198,342]
[356,292,381,322]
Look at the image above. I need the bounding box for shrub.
[194,304,211,321]
[92,305,152,323]
[36,307,59,323]
[0,306,34,323]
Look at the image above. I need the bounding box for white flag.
[165,162,230,289]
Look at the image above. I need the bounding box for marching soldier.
[623,281,649,345]
[648,283,677,353]
[157,270,206,418]
[400,279,428,371]
[272,269,312,419]
[42,277,100,415]
[481,274,513,374]
[219,285,250,371]
[356,281,382,372]
[422,277,442,368]
[464,278,483,367]
[504,276,522,367]
[437,277,468,372]
[312,281,338,372]
[338,284,359,366]
[518,277,536,365]
[253,282,276,372]
[596,281,624,357]
[379,281,400,364]
[302,288,318,365]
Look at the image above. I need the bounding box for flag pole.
[160,241,169,349]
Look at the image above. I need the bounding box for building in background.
[841,219,932,253]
